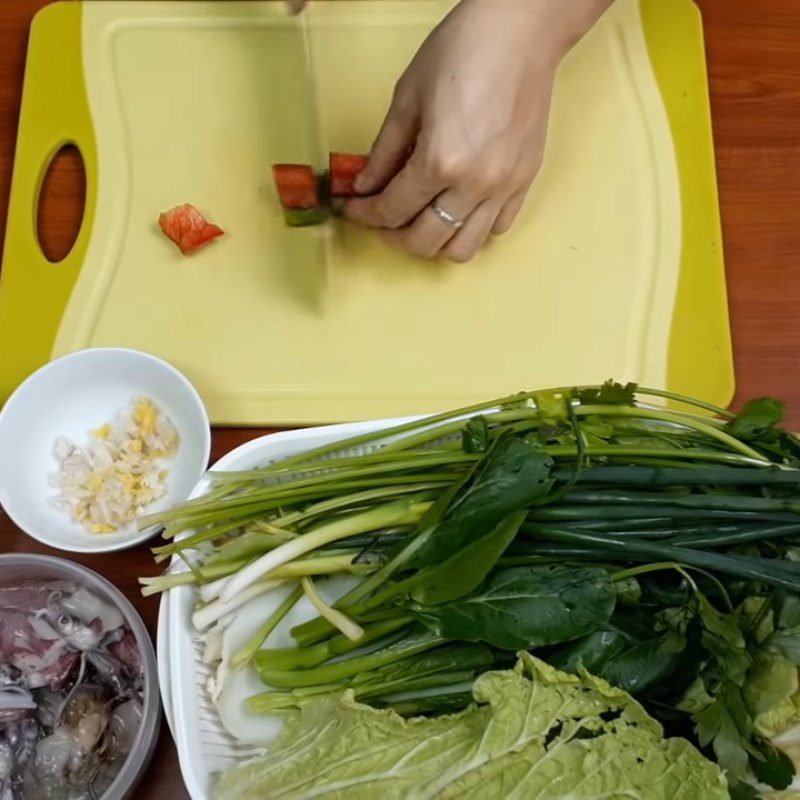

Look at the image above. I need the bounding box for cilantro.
[764,592,800,662]
[533,391,568,423]
[580,415,615,440]
[500,392,531,411]
[655,605,692,654]
[573,380,638,406]
[697,596,752,685]
[693,682,754,782]
[725,398,800,465]
[727,397,785,441]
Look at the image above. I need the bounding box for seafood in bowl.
[0,563,157,800]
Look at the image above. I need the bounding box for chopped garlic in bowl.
[50,398,179,533]
[0,347,210,553]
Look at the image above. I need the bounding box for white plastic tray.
[158,416,418,799]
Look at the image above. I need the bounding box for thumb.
[355,94,418,194]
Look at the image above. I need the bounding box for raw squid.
[0,579,144,799]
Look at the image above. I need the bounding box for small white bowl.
[0,348,211,553]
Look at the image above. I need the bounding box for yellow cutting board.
[0,0,731,424]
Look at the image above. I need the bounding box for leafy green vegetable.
[745,651,798,720]
[249,643,495,713]
[693,682,754,781]
[461,416,490,453]
[766,627,800,663]
[549,627,632,674]
[348,438,553,609]
[139,382,800,789]
[402,438,553,573]
[409,511,526,605]
[254,629,444,689]
[573,379,638,406]
[697,595,752,685]
[728,398,786,441]
[406,565,616,650]
[749,739,795,791]
[533,390,568,423]
[214,654,727,800]
[726,397,800,466]
[532,525,800,593]
[593,636,683,696]
[730,782,763,800]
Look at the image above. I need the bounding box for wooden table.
[1,1,799,797]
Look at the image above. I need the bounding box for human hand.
[345,0,611,262]
[286,0,306,14]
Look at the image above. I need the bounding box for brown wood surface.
[1,1,799,798]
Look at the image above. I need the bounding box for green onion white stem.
[192,578,285,631]
[301,577,364,642]
[232,585,304,669]
[218,498,432,604]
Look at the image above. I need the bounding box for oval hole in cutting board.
[36,144,86,263]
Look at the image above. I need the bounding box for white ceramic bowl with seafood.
[0,552,160,800]
[0,348,211,553]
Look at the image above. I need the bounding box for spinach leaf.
[406,564,616,650]
[402,437,553,573]
[593,636,682,696]
[548,628,632,674]
[409,511,526,605]
[461,416,490,454]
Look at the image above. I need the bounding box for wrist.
[524,0,613,63]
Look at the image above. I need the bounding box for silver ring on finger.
[430,197,465,229]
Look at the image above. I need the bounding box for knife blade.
[297,7,333,309]
[299,9,326,174]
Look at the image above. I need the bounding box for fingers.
[355,91,418,195]
[492,187,529,235]
[376,185,524,262]
[345,155,445,230]
[441,198,506,263]
[379,190,478,259]
[285,0,307,13]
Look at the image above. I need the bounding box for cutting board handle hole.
[36,143,86,264]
